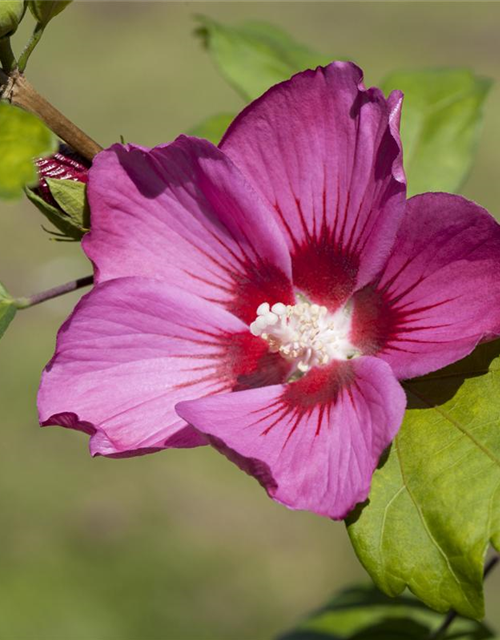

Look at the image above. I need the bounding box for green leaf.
[28,0,71,26]
[278,584,493,640]
[381,69,491,197]
[0,281,16,340]
[188,113,235,145]
[46,178,89,229]
[24,186,84,241]
[0,103,56,200]
[196,16,333,101]
[0,0,26,38]
[347,340,500,620]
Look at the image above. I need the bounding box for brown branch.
[0,69,102,161]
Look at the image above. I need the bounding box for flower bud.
[0,1,26,39]
[25,144,90,241]
[35,143,89,208]
[28,0,71,27]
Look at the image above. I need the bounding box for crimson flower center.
[249,300,359,373]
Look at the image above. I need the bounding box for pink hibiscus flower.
[38,62,500,519]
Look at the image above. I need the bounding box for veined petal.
[351,193,500,379]
[176,357,406,519]
[85,137,294,324]
[220,62,406,310]
[38,278,291,458]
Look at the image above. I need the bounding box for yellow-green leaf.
[196,16,333,101]
[381,69,491,196]
[0,103,56,200]
[188,113,234,145]
[347,341,500,619]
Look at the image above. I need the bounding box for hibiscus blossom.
[38,62,500,519]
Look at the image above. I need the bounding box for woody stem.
[0,68,102,161]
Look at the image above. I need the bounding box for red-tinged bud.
[27,144,91,241]
[35,143,89,208]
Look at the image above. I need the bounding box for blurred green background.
[1,2,500,639]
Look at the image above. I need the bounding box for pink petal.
[351,193,500,379]
[38,278,291,457]
[85,137,294,324]
[176,357,406,519]
[220,62,406,310]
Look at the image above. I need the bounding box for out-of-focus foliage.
[195,20,492,195]
[188,113,234,144]
[348,341,500,620]
[278,584,493,640]
[196,15,332,102]
[0,103,56,200]
[382,69,491,196]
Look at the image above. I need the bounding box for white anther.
[249,299,358,374]
[255,316,269,329]
[263,312,278,326]
[249,321,261,337]
[271,302,287,315]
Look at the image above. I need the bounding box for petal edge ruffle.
[351,193,500,379]
[38,277,291,457]
[176,356,406,519]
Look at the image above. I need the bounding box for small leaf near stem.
[14,274,93,309]
[17,22,44,73]
[428,554,500,640]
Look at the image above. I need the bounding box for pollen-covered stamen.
[250,301,359,373]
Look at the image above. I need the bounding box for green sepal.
[45,178,89,229]
[347,341,500,620]
[188,113,235,145]
[25,186,84,241]
[0,102,57,200]
[381,68,492,196]
[28,0,71,26]
[0,281,16,340]
[195,15,333,101]
[278,584,493,640]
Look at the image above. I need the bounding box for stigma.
[249,300,359,373]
